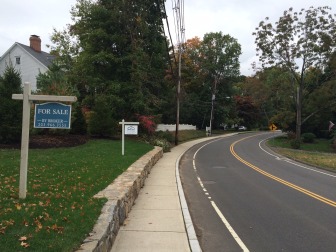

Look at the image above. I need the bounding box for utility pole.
[175,43,181,145]
[209,78,217,136]
[209,93,215,136]
[172,0,185,146]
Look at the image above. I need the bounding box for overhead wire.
[162,1,178,71]
[172,0,186,47]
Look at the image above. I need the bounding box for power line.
[172,0,186,46]
[162,1,178,69]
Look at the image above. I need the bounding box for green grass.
[176,130,208,142]
[269,136,333,152]
[0,139,153,252]
[268,136,336,172]
[172,129,228,143]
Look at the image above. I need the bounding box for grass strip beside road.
[268,136,336,172]
[0,139,153,252]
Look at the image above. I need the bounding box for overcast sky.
[1,0,335,76]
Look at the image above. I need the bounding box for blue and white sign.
[34,102,72,129]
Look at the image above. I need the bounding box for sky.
[1,0,335,76]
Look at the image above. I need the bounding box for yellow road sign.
[269,123,277,131]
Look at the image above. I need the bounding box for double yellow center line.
[230,138,336,208]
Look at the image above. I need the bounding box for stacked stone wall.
[77,146,163,252]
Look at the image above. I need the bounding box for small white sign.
[125,125,138,135]
[119,119,139,155]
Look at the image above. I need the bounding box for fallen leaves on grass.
[15,203,22,210]
[19,236,30,248]
[46,224,64,234]
[0,226,6,235]
[0,139,152,250]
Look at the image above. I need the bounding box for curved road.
[179,132,336,252]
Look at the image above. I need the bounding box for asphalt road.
[179,132,336,252]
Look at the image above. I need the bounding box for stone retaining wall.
[77,146,163,252]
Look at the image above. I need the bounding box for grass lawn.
[171,129,229,143]
[175,130,208,142]
[268,135,336,172]
[0,139,153,252]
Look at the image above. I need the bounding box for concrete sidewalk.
[110,139,208,252]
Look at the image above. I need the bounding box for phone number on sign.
[36,122,67,128]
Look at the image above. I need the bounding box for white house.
[0,35,55,90]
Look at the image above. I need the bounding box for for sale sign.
[34,102,71,129]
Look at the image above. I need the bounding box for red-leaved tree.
[136,115,156,135]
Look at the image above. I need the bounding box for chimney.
[29,35,41,52]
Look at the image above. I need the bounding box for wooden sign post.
[119,119,139,156]
[12,83,77,199]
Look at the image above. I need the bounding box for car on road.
[238,126,247,131]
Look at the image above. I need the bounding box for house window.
[15,56,21,65]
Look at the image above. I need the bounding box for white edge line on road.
[191,134,250,252]
[259,135,336,178]
[211,201,250,252]
[176,134,236,252]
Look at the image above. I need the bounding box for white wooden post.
[19,83,31,199]
[121,119,125,156]
[12,82,77,199]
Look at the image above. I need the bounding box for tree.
[48,0,171,139]
[0,65,22,143]
[88,95,116,137]
[68,0,168,117]
[304,78,336,136]
[36,63,78,96]
[253,6,336,142]
[199,32,241,132]
[177,34,242,129]
[237,67,295,130]
[48,27,79,72]
[70,104,87,135]
[234,95,260,128]
[177,37,210,128]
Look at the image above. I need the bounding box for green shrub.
[70,105,87,135]
[290,139,301,149]
[331,138,336,152]
[88,96,115,137]
[0,65,22,144]
[259,126,270,131]
[155,130,174,143]
[287,132,296,140]
[151,138,171,152]
[301,133,316,143]
[317,130,330,139]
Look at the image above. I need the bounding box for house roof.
[17,42,55,67]
[0,42,55,68]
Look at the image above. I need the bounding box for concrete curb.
[176,155,202,252]
[76,146,163,252]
